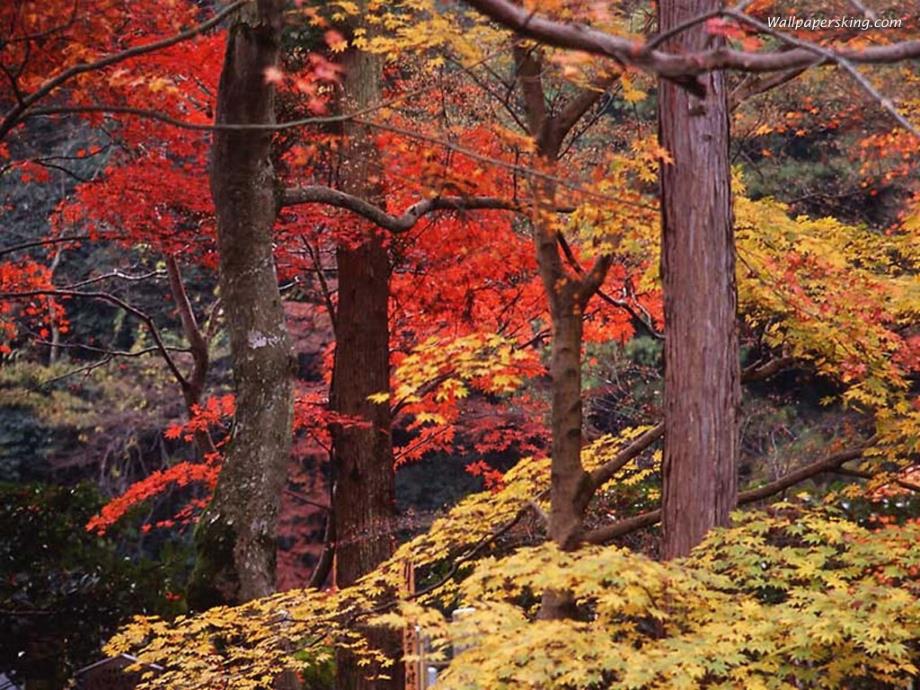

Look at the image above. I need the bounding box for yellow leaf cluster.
[107,420,920,690]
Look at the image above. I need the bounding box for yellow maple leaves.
[105,415,920,690]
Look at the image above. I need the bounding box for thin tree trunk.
[544,299,592,554]
[514,44,610,619]
[531,143,592,563]
[330,32,401,690]
[187,0,294,609]
[531,179,604,619]
[47,247,62,364]
[658,0,740,560]
[537,279,594,620]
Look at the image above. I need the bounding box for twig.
[0,235,97,258]
[724,9,919,138]
[63,269,164,290]
[0,288,187,388]
[42,355,114,385]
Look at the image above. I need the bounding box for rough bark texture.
[187,0,294,609]
[658,0,740,560]
[330,36,401,690]
[331,237,395,589]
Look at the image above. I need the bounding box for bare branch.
[32,338,190,358]
[0,235,95,258]
[281,186,515,232]
[3,0,79,45]
[847,0,877,19]
[738,441,874,503]
[526,498,550,527]
[22,100,395,133]
[308,512,336,590]
[582,509,661,543]
[583,440,874,544]
[730,65,812,110]
[552,80,614,147]
[589,423,665,493]
[556,233,662,337]
[19,105,655,211]
[63,269,164,290]
[284,488,331,512]
[359,120,657,211]
[301,238,337,329]
[740,355,796,382]
[578,357,804,499]
[0,288,187,388]
[722,9,918,137]
[165,256,209,406]
[41,355,115,385]
[462,0,920,99]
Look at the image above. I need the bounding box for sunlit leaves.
[733,173,918,466]
[109,500,920,690]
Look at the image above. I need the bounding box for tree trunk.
[187,0,294,609]
[530,157,593,563]
[531,172,600,619]
[658,0,740,560]
[544,299,592,554]
[515,45,607,619]
[537,278,594,620]
[330,35,401,690]
[331,239,394,589]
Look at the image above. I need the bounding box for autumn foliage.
[1,0,918,687]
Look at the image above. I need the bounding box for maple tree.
[0,0,918,688]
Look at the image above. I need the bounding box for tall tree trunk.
[533,140,591,566]
[515,45,610,620]
[658,0,740,560]
[331,239,394,589]
[187,0,294,609]
[532,180,607,619]
[330,34,401,690]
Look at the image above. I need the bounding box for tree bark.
[187,0,294,609]
[330,33,401,690]
[537,274,595,620]
[515,46,608,618]
[529,140,593,562]
[331,240,395,590]
[658,0,740,560]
